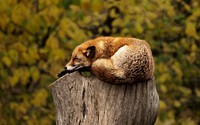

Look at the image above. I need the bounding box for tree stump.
[50,72,159,125]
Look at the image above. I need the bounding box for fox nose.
[64,66,74,70]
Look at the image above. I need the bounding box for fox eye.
[74,57,81,62]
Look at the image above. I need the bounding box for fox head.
[58,45,95,77]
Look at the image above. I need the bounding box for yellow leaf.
[55,49,65,61]
[81,0,91,11]
[167,111,175,119]
[10,42,27,53]
[166,2,175,17]
[172,61,182,81]
[191,42,198,52]
[20,68,30,85]
[0,13,10,30]
[121,28,129,35]
[26,15,41,33]
[83,16,92,24]
[8,50,18,63]
[185,21,199,39]
[9,75,19,87]
[174,100,181,108]
[158,73,170,84]
[160,84,167,93]
[21,52,29,64]
[70,5,81,13]
[11,3,30,24]
[9,69,21,87]
[188,8,200,21]
[112,18,123,27]
[46,36,59,49]
[183,2,191,12]
[7,0,17,6]
[135,22,143,33]
[60,18,87,42]
[58,18,68,40]
[40,0,59,6]
[30,67,40,83]
[157,62,168,73]
[2,56,12,67]
[178,86,191,96]
[28,45,39,61]
[40,6,63,26]
[39,60,48,71]
[171,26,182,33]
[109,8,119,18]
[31,89,48,107]
[196,89,200,97]
[186,52,196,64]
[92,0,103,12]
[40,116,53,125]
[103,26,110,34]
[159,100,167,110]
[9,102,18,110]
[145,19,154,29]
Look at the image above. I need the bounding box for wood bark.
[50,72,159,125]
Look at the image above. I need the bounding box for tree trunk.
[50,72,159,125]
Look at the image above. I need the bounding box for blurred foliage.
[0,0,199,124]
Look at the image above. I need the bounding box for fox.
[58,37,155,84]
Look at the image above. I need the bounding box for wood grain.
[50,72,159,125]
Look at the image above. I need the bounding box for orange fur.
[65,37,155,84]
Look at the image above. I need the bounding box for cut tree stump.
[50,72,159,125]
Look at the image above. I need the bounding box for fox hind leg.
[91,58,126,84]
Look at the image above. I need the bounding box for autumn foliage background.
[0,0,200,124]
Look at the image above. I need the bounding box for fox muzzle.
[57,65,85,78]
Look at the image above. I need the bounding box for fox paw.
[114,70,126,79]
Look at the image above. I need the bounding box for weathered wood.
[50,72,159,125]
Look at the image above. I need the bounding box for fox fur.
[58,37,155,84]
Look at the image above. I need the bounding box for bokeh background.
[0,0,200,125]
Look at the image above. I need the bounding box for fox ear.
[84,46,95,58]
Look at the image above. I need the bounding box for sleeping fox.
[58,37,155,84]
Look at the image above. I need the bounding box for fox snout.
[57,65,81,78]
[65,65,84,71]
[58,64,89,78]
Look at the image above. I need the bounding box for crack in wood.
[82,87,87,119]
[82,87,85,100]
